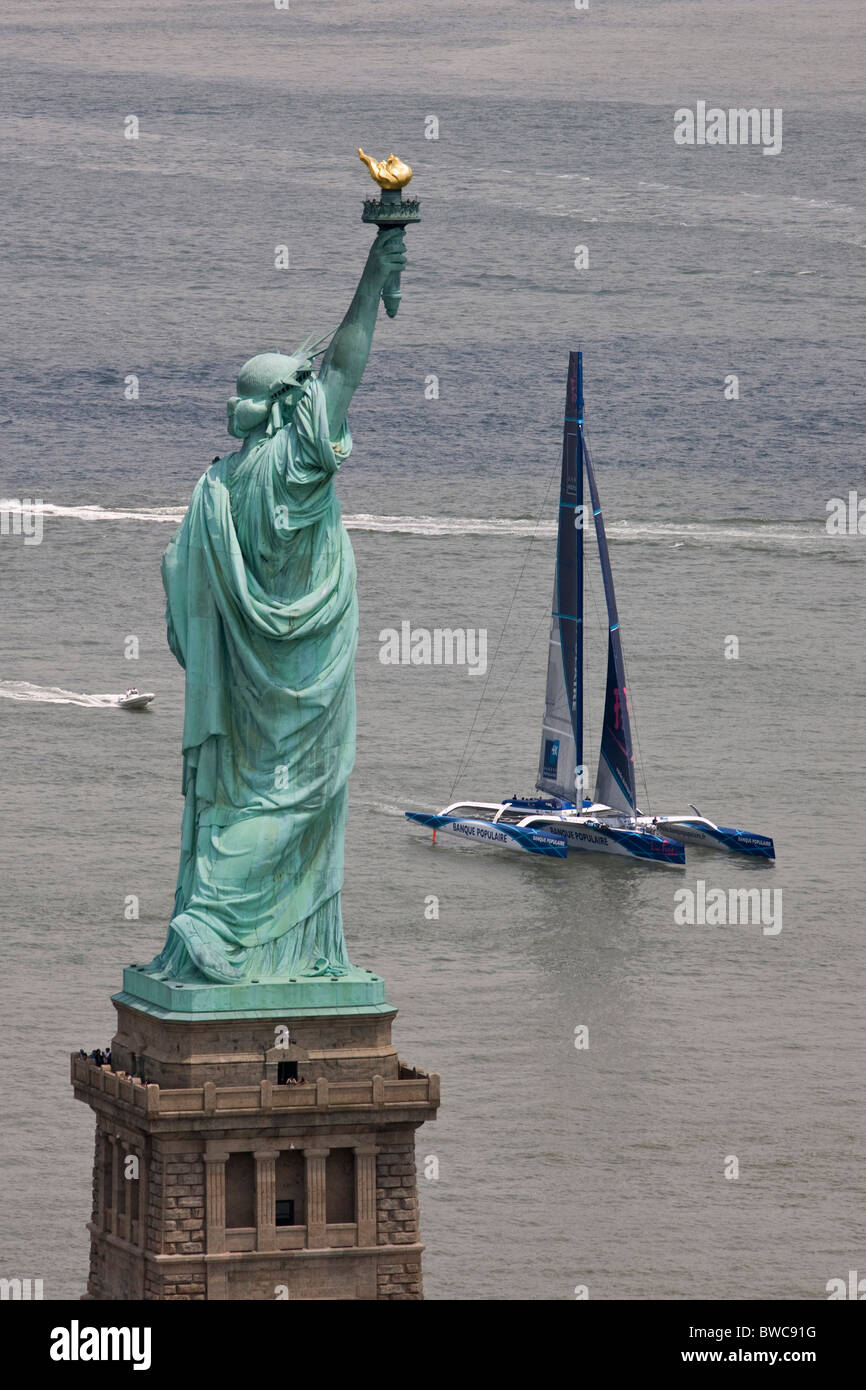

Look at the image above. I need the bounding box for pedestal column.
[255,1149,277,1252]
[354,1143,379,1246]
[205,1150,228,1253]
[108,1134,119,1237]
[304,1147,330,1249]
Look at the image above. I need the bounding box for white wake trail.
[0,500,837,549]
[0,681,122,707]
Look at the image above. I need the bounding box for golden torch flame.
[357,148,413,190]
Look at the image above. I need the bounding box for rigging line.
[580,428,609,792]
[463,439,601,789]
[457,604,550,780]
[583,525,610,776]
[582,425,650,814]
[448,458,561,800]
[584,422,650,816]
[621,642,652,814]
[466,451,604,790]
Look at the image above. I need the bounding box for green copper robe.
[145,377,356,984]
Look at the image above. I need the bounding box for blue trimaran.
[406,352,775,865]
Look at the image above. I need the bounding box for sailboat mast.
[575,350,585,779]
[536,351,587,802]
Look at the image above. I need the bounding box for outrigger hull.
[645,816,775,860]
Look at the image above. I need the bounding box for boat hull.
[405,812,567,857]
[117,694,155,710]
[405,811,684,865]
[649,817,775,860]
[556,821,685,865]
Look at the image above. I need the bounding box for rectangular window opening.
[326,1148,356,1225]
[275,1149,305,1226]
[225,1152,256,1229]
[275,1198,295,1227]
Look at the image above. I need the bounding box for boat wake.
[0,501,187,525]
[0,681,121,707]
[368,798,427,818]
[0,500,842,553]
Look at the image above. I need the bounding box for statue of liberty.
[144,200,408,987]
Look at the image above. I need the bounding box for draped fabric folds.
[144,377,357,985]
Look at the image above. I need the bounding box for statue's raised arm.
[318,226,406,437]
[319,147,418,435]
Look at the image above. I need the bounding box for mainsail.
[537,351,584,800]
[583,436,637,814]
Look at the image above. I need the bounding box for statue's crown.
[228,334,333,440]
[236,337,326,398]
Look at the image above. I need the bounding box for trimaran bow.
[405,352,775,866]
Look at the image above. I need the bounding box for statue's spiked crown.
[227,333,333,439]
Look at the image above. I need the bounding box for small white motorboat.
[116,688,155,711]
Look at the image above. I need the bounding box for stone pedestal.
[72,987,439,1300]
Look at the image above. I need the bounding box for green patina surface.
[117,964,395,1020]
[124,207,410,1014]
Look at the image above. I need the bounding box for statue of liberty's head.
[227,333,331,439]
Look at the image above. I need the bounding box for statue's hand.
[366,227,407,290]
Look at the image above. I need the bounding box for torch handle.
[383,274,402,318]
[375,224,404,319]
